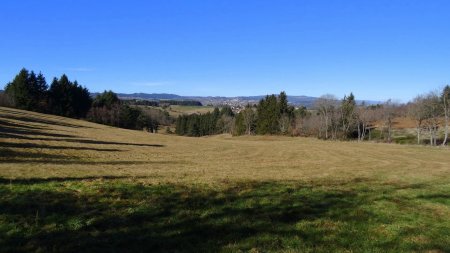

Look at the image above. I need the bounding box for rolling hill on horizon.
[94,92,381,107]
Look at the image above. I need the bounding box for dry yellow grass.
[1,106,449,185]
[166,105,215,117]
[2,106,450,252]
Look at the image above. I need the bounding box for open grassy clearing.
[0,106,449,252]
[135,104,215,118]
[166,105,215,117]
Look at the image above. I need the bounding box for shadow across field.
[0,112,92,129]
[0,119,49,130]
[0,107,165,151]
[0,142,123,152]
[1,160,179,165]
[0,149,77,160]
[0,176,151,184]
[0,180,363,252]
[0,131,164,148]
[0,125,78,138]
[0,179,447,252]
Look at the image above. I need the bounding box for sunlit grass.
[0,107,449,252]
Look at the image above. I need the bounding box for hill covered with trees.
[1,69,163,133]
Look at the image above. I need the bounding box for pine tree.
[35,72,48,111]
[5,68,32,109]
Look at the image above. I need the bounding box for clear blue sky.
[1,0,450,102]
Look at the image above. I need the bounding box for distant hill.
[93,92,380,108]
[90,92,183,100]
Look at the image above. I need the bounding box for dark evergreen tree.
[256,94,280,134]
[35,72,48,111]
[341,92,356,138]
[48,74,92,118]
[4,68,33,110]
[93,90,120,108]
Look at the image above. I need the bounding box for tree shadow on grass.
[0,176,153,184]
[0,180,371,253]
[0,157,181,165]
[0,125,78,138]
[0,131,165,148]
[0,142,124,152]
[0,112,92,129]
[0,119,49,130]
[0,149,78,160]
[1,179,446,252]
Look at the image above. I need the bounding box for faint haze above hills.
[98,92,381,108]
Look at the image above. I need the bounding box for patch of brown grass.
[0,106,449,185]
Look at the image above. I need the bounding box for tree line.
[175,92,296,137]
[1,68,161,132]
[2,68,91,118]
[174,88,450,146]
[175,106,234,136]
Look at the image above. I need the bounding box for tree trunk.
[387,119,392,143]
[416,127,420,145]
[443,110,448,146]
[429,127,433,146]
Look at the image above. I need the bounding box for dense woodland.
[1,69,162,132]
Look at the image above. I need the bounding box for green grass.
[1,178,449,252]
[1,107,450,252]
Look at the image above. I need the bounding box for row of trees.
[87,91,160,132]
[3,68,91,118]
[233,92,295,135]
[407,86,450,146]
[175,88,450,146]
[2,69,161,133]
[175,107,234,136]
[175,92,296,137]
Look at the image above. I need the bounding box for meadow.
[0,106,449,252]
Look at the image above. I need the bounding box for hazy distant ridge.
[101,92,380,107]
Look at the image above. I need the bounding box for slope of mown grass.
[0,107,449,252]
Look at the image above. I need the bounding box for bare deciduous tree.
[242,104,255,135]
[408,95,427,145]
[315,94,338,139]
[356,104,370,141]
[442,85,450,146]
[422,92,443,146]
[381,100,397,143]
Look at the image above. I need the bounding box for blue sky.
[1,0,450,102]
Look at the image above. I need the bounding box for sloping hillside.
[0,107,449,252]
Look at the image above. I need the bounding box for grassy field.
[166,105,215,117]
[0,106,449,252]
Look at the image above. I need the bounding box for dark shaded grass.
[0,132,164,148]
[0,159,182,165]
[0,112,91,128]
[0,142,124,152]
[0,125,78,138]
[0,149,78,160]
[0,119,49,130]
[0,178,448,253]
